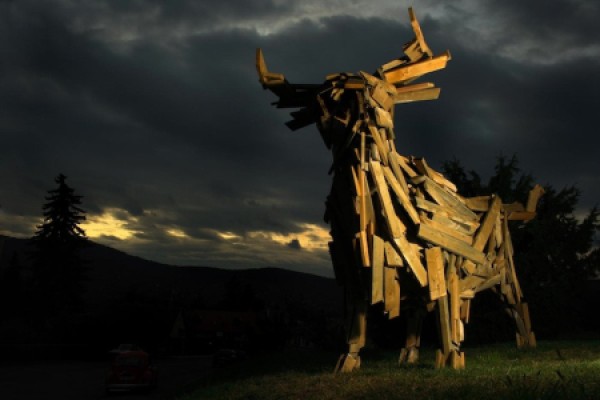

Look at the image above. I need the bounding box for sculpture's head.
[257,8,450,151]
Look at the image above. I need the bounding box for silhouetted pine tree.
[30,174,88,315]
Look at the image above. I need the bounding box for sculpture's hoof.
[334,353,361,373]
[398,347,419,364]
[516,332,537,349]
[435,349,465,369]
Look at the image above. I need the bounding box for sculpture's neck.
[315,74,398,174]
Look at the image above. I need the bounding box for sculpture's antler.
[406,7,433,60]
[379,8,451,88]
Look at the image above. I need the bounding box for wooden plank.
[374,107,394,129]
[371,82,394,110]
[472,196,502,251]
[344,81,365,90]
[256,48,285,85]
[393,236,428,287]
[413,157,457,192]
[494,215,503,248]
[422,177,478,221]
[412,157,432,178]
[384,52,450,84]
[394,82,435,93]
[394,87,441,104]
[426,247,447,301]
[388,152,410,194]
[331,87,344,101]
[369,160,405,237]
[418,224,486,264]
[437,295,452,355]
[384,266,400,318]
[520,302,532,333]
[425,216,473,244]
[503,215,514,256]
[414,197,479,233]
[448,265,460,344]
[380,58,406,73]
[486,227,497,253]
[460,299,471,323]
[371,235,384,304]
[508,211,536,221]
[382,165,421,226]
[526,184,545,212]
[503,201,525,213]
[359,70,380,87]
[359,132,368,229]
[368,125,389,165]
[396,154,418,178]
[384,240,403,267]
[348,306,367,348]
[475,274,502,293]
[363,168,376,227]
[459,275,486,294]
[408,7,433,58]
[359,231,370,267]
[370,143,381,162]
[460,259,476,275]
[464,196,491,212]
[430,169,458,193]
[503,217,523,299]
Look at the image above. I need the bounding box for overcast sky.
[1,0,599,277]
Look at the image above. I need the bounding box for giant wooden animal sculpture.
[257,8,542,371]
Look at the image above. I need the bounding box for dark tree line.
[443,155,600,338]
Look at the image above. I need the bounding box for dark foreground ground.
[0,355,212,400]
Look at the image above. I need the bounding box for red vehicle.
[105,350,158,393]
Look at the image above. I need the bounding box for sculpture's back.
[258,8,540,371]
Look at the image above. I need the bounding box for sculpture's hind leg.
[335,285,367,373]
[499,216,536,349]
[399,305,425,364]
[507,302,536,348]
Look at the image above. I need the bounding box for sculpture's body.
[258,8,541,370]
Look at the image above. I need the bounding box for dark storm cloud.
[1,1,598,275]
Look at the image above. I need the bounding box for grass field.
[177,341,600,400]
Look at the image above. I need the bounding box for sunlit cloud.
[81,208,140,240]
[248,223,330,251]
[217,231,243,241]
[166,228,189,238]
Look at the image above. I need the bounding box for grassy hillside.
[176,340,600,400]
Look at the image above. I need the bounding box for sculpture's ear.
[256,48,286,86]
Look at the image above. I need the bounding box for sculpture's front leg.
[335,288,367,373]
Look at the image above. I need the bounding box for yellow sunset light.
[81,209,140,240]
[250,223,330,251]
[166,228,188,238]
[217,231,242,240]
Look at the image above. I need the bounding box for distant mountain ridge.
[0,235,341,313]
